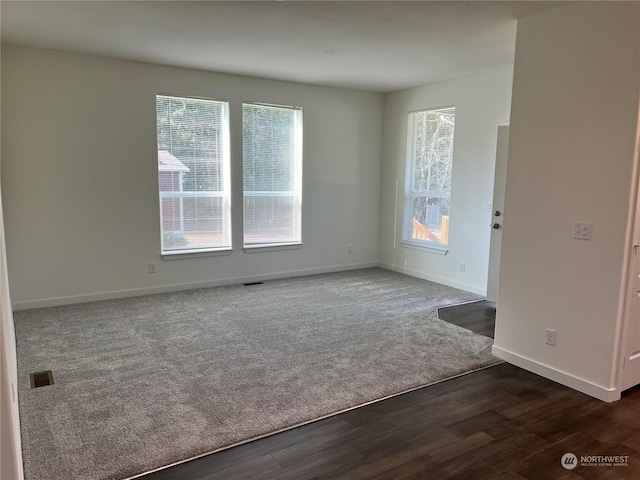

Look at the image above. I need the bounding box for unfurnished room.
[1,1,640,479]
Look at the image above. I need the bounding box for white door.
[486,126,509,303]
[619,158,640,391]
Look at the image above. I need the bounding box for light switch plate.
[573,222,592,240]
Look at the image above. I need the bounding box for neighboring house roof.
[158,150,190,172]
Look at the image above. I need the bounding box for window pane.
[411,196,450,245]
[242,103,302,246]
[413,108,455,195]
[157,95,231,254]
[244,195,300,244]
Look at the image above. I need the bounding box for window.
[156,94,231,255]
[403,107,455,250]
[242,103,303,248]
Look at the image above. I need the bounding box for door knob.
[492,223,501,229]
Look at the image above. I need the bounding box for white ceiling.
[0,1,570,92]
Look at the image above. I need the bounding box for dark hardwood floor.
[140,363,640,480]
[438,300,496,338]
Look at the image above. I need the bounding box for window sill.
[161,248,232,260]
[400,241,448,256]
[243,242,302,253]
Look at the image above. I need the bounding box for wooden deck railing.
[412,216,449,245]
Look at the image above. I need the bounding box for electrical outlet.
[347,245,352,254]
[148,263,157,274]
[459,262,466,272]
[573,222,592,240]
[545,328,556,346]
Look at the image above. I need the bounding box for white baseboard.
[491,345,621,403]
[379,262,486,296]
[12,262,379,311]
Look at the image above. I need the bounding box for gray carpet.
[14,268,499,480]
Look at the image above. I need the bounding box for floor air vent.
[30,371,54,388]
[243,281,264,286]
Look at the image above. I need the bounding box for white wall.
[1,46,383,308]
[379,70,513,294]
[493,1,640,401]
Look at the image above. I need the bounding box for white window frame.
[156,94,232,257]
[402,106,455,255]
[242,102,303,250]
